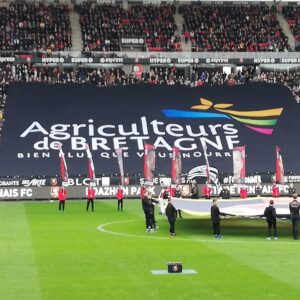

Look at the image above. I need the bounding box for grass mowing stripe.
[207,234,300,291]
[0,203,42,300]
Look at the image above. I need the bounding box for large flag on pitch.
[232,146,246,184]
[144,144,156,183]
[59,144,69,183]
[115,148,125,185]
[275,146,284,184]
[171,146,181,184]
[85,143,96,183]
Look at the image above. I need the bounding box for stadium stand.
[179,4,291,52]
[0,3,71,52]
[76,3,180,52]
[281,5,300,51]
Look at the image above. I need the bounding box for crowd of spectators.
[0,3,71,52]
[0,63,299,138]
[281,5,300,50]
[76,3,180,52]
[0,63,299,91]
[0,3,298,53]
[179,4,291,52]
[282,5,300,41]
[0,65,9,138]
[0,64,256,87]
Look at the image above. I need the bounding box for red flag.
[171,146,181,184]
[144,144,156,183]
[85,144,95,182]
[59,145,68,183]
[115,148,125,185]
[275,146,284,184]
[233,146,246,184]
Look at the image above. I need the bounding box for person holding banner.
[142,191,159,232]
[142,189,150,230]
[219,186,231,199]
[272,182,280,197]
[174,185,182,198]
[86,183,96,212]
[116,184,125,211]
[264,200,278,240]
[211,199,222,239]
[202,182,212,199]
[165,197,177,236]
[140,184,146,199]
[190,180,199,199]
[240,186,248,199]
[58,186,67,212]
[289,194,300,240]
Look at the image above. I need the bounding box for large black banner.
[0,82,300,177]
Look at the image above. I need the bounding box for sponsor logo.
[71,57,94,63]
[187,165,219,186]
[162,98,283,135]
[0,180,20,186]
[0,188,32,198]
[99,57,123,64]
[121,38,144,45]
[22,179,46,187]
[0,57,15,62]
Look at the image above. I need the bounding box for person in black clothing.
[190,180,199,199]
[162,188,170,200]
[142,191,159,232]
[174,185,183,218]
[211,199,222,238]
[174,185,182,198]
[142,190,151,231]
[289,193,300,240]
[219,186,231,199]
[255,183,262,197]
[264,200,278,240]
[150,192,160,230]
[165,197,177,236]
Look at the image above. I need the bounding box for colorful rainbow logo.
[162,98,283,135]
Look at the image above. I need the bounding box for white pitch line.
[97,219,300,245]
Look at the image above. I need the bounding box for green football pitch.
[1,199,300,300]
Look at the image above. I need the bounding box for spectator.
[179,4,290,52]
[0,3,71,51]
[76,3,180,52]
